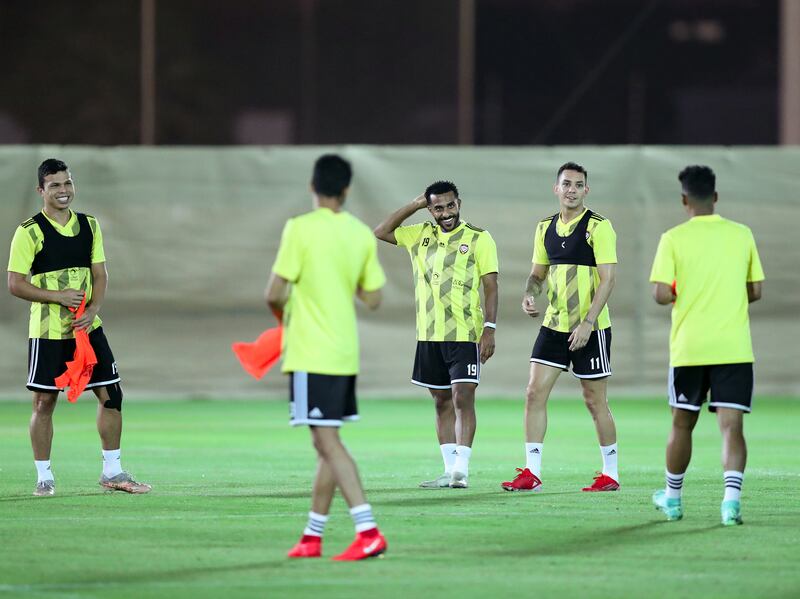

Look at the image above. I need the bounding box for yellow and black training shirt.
[395,221,498,343]
[532,208,617,333]
[7,210,105,340]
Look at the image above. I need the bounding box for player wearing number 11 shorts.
[501,162,620,493]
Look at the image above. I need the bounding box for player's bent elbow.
[361,289,382,310]
[747,282,762,303]
[7,274,24,298]
[373,227,396,245]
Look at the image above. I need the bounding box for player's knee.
[581,391,604,413]
[452,395,474,412]
[583,398,600,417]
[719,418,743,438]
[32,393,57,415]
[672,410,698,431]
[102,383,123,412]
[451,387,475,411]
[525,384,547,406]
[434,397,454,415]
[310,426,341,455]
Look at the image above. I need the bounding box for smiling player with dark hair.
[7,158,149,497]
[374,181,499,490]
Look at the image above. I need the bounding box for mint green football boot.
[652,489,683,521]
[721,500,743,526]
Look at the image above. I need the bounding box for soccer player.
[374,181,498,489]
[501,162,620,493]
[650,165,764,526]
[266,154,388,560]
[7,158,150,496]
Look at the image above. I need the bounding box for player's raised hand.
[521,295,539,317]
[57,288,84,309]
[413,193,428,209]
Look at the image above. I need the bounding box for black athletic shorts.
[26,327,120,392]
[412,341,480,389]
[289,371,358,427]
[668,363,754,413]
[530,326,612,379]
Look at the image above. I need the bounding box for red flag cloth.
[54,296,97,402]
[231,326,283,380]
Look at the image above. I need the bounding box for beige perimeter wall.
[1,146,797,398]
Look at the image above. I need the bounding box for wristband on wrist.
[483,322,496,329]
[584,318,595,326]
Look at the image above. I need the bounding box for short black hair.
[424,180,459,203]
[38,158,69,188]
[678,165,716,202]
[556,161,588,184]
[311,154,352,199]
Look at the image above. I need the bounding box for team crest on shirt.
[459,244,469,254]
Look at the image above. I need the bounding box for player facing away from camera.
[7,159,150,496]
[266,154,388,560]
[650,165,764,526]
[501,162,620,493]
[374,181,499,490]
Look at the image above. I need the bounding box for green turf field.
[0,397,798,598]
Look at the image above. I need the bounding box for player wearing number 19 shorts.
[501,162,620,493]
[374,181,499,490]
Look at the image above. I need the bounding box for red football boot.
[501,467,543,492]
[287,535,322,558]
[331,528,387,561]
[581,473,620,492]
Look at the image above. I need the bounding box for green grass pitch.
[0,397,798,598]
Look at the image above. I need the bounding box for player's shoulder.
[402,220,432,230]
[467,223,496,247]
[465,222,488,234]
[20,216,38,229]
[344,212,376,238]
[284,210,320,233]
[587,210,614,233]
[17,215,44,237]
[538,213,558,226]
[719,216,753,235]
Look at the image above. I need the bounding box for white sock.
[665,470,685,500]
[600,443,619,481]
[440,443,457,475]
[525,443,543,477]
[453,445,472,476]
[723,470,744,502]
[35,460,54,483]
[303,511,328,538]
[350,503,377,533]
[102,449,123,478]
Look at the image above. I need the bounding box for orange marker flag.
[54,295,98,402]
[232,326,283,380]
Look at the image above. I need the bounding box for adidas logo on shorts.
[309,407,324,418]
